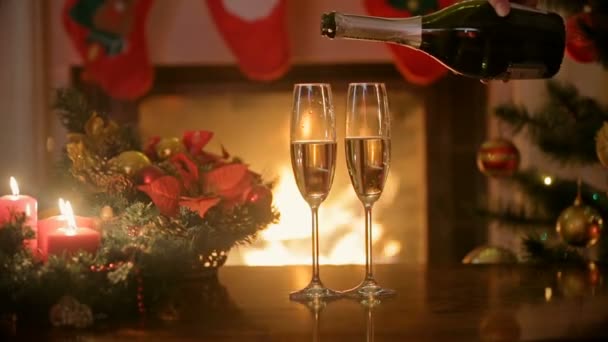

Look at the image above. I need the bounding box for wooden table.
[9,264,608,341]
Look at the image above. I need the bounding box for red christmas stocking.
[364,0,456,85]
[205,0,290,81]
[63,0,154,100]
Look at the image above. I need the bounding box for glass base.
[289,280,342,302]
[341,279,396,303]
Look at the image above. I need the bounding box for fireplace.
[72,63,488,265]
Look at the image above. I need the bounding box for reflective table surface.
[8,264,608,341]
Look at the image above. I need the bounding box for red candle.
[39,199,98,260]
[47,227,101,257]
[0,177,38,252]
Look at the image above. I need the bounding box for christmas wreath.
[0,89,279,328]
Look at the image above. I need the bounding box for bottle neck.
[323,12,422,48]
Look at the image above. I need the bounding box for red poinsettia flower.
[203,163,256,207]
[169,152,199,191]
[143,136,161,160]
[183,130,214,156]
[179,196,221,218]
[138,175,182,217]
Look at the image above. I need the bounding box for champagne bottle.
[320,1,565,81]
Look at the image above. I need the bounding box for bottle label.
[505,64,547,80]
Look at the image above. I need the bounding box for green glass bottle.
[321,1,565,81]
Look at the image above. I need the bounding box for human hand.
[488,0,539,17]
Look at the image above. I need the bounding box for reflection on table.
[4,264,608,341]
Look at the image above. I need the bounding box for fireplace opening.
[72,64,487,265]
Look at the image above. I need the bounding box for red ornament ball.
[565,13,599,63]
[135,165,165,185]
[476,139,520,177]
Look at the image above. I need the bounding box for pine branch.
[493,105,540,134]
[475,207,554,228]
[494,81,608,165]
[522,234,587,264]
[509,169,608,219]
[0,213,35,257]
[53,88,101,134]
[479,170,608,232]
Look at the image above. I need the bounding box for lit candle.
[46,200,100,258]
[38,199,97,260]
[0,177,38,251]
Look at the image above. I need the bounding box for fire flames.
[231,165,401,266]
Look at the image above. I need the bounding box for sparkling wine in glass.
[289,83,340,301]
[343,82,395,299]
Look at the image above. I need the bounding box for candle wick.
[66,223,78,236]
[61,226,77,236]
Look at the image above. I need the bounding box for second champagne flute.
[342,82,395,299]
[289,83,340,301]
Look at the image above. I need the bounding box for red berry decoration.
[246,185,273,220]
[135,165,165,185]
[247,185,273,208]
[565,13,599,64]
[476,138,520,177]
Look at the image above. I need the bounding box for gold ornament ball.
[155,137,185,160]
[556,264,601,298]
[462,245,518,264]
[556,203,603,247]
[112,151,151,176]
[595,122,608,168]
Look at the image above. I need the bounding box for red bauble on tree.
[364,0,456,85]
[476,138,520,177]
[565,12,599,63]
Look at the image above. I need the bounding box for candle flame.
[58,198,77,236]
[9,177,19,196]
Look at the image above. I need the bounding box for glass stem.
[311,205,321,283]
[313,310,320,342]
[366,307,374,342]
[364,204,374,281]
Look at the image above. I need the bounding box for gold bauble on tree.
[462,245,518,264]
[111,151,151,177]
[556,263,602,299]
[595,122,608,168]
[155,137,185,160]
[556,180,603,248]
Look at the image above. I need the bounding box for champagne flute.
[289,83,340,301]
[342,82,395,298]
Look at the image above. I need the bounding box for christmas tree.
[477,0,608,265]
